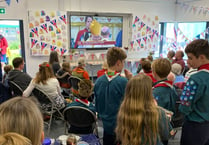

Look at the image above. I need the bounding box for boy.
[179,39,209,145]
[67,79,95,113]
[94,47,131,145]
[152,58,178,114]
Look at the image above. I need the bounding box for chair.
[56,72,71,97]
[63,106,97,135]
[32,88,64,135]
[68,76,94,102]
[68,76,83,98]
[8,81,23,97]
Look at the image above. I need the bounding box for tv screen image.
[70,16,123,49]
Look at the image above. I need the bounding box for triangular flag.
[141,22,145,28]
[133,16,140,24]
[130,41,134,49]
[143,37,147,44]
[50,45,57,51]
[50,19,57,28]
[136,39,141,46]
[41,23,48,33]
[31,39,38,48]
[31,27,39,37]
[60,48,67,56]
[5,0,11,6]
[41,42,47,51]
[60,15,66,24]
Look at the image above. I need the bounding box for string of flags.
[4,0,19,6]
[178,2,209,16]
[160,26,209,51]
[130,15,159,52]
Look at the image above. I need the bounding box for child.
[94,47,131,145]
[56,62,71,89]
[116,74,171,145]
[179,39,209,145]
[152,58,178,114]
[66,134,77,145]
[97,61,108,78]
[140,59,157,84]
[167,50,175,63]
[0,132,32,145]
[0,97,44,145]
[2,64,13,87]
[67,79,95,113]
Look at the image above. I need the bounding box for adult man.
[8,57,32,90]
[74,16,93,48]
[172,50,185,73]
[94,47,132,145]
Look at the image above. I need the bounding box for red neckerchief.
[76,98,90,106]
[198,63,209,71]
[153,79,173,89]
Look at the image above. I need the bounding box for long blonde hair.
[0,97,44,145]
[34,62,54,84]
[116,74,159,145]
[0,132,32,145]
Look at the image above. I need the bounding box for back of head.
[12,57,23,69]
[106,47,127,67]
[78,57,85,67]
[49,51,59,64]
[147,55,153,62]
[0,97,43,145]
[35,62,54,84]
[167,72,176,82]
[141,60,151,73]
[78,79,93,99]
[171,63,182,75]
[62,62,71,72]
[168,50,175,58]
[185,39,209,59]
[4,65,13,74]
[116,74,159,145]
[152,58,171,78]
[0,132,32,145]
[175,50,184,59]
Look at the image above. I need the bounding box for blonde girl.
[0,132,32,145]
[116,74,170,145]
[0,97,44,145]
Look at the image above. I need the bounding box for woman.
[116,74,170,145]
[23,62,65,109]
[0,97,44,145]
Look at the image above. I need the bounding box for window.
[158,22,208,59]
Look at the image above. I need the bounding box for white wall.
[0,0,176,77]
[176,0,209,22]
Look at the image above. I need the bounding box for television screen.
[70,15,123,49]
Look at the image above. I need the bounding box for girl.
[23,62,65,109]
[0,97,44,145]
[116,74,170,145]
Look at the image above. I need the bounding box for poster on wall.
[127,14,159,60]
[28,10,68,56]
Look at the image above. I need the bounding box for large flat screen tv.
[70,15,123,49]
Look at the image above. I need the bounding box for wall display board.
[28,10,68,56]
